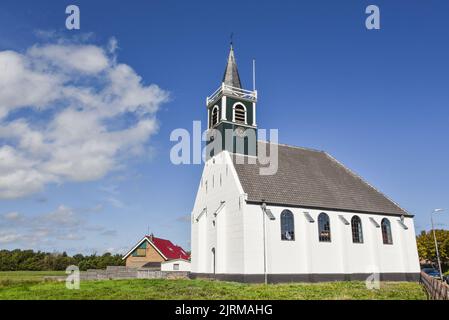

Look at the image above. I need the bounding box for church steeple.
[205,44,258,157]
[222,45,242,89]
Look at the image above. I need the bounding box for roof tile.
[232,142,409,216]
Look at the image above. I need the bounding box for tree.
[417,229,449,271]
[0,249,125,271]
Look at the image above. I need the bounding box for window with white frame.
[233,103,247,124]
[173,263,180,271]
[280,210,295,241]
[381,218,393,244]
[318,212,331,242]
[351,215,364,243]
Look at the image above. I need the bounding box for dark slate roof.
[232,142,409,216]
[222,45,242,88]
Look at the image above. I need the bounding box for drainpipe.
[262,203,267,285]
[260,201,275,284]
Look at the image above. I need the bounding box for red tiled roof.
[146,235,190,260]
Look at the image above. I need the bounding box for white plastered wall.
[242,204,421,275]
[191,151,246,274]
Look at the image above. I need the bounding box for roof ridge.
[323,152,411,216]
[257,140,325,154]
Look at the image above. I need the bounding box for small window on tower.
[233,103,247,124]
[211,106,219,127]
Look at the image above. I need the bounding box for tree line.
[416,229,449,273]
[0,249,125,271]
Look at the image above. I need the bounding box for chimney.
[149,233,154,242]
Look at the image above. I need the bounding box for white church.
[190,45,420,283]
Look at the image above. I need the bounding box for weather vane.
[230,32,234,46]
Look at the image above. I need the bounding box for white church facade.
[190,46,420,283]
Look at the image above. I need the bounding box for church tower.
[205,45,258,157]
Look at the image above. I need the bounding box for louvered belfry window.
[211,106,219,127]
[233,104,246,124]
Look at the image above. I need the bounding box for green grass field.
[0,271,426,300]
[0,271,66,282]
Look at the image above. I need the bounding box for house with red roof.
[122,234,190,270]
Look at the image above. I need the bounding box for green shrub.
[0,249,125,271]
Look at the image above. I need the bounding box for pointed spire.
[222,44,242,88]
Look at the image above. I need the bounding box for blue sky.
[0,0,448,254]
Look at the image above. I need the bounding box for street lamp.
[430,208,445,281]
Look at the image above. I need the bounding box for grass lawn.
[0,271,66,282]
[0,271,426,300]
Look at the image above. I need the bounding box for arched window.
[318,212,331,242]
[211,106,219,127]
[351,215,363,243]
[280,210,295,241]
[381,218,393,244]
[233,103,247,124]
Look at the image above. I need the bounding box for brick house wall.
[125,241,165,268]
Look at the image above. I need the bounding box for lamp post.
[430,208,444,281]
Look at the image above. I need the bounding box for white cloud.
[100,230,118,237]
[3,211,22,221]
[0,50,62,117]
[0,205,105,246]
[106,196,125,209]
[0,38,169,199]
[108,37,119,54]
[43,205,83,227]
[57,233,85,241]
[0,232,21,244]
[28,44,109,74]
